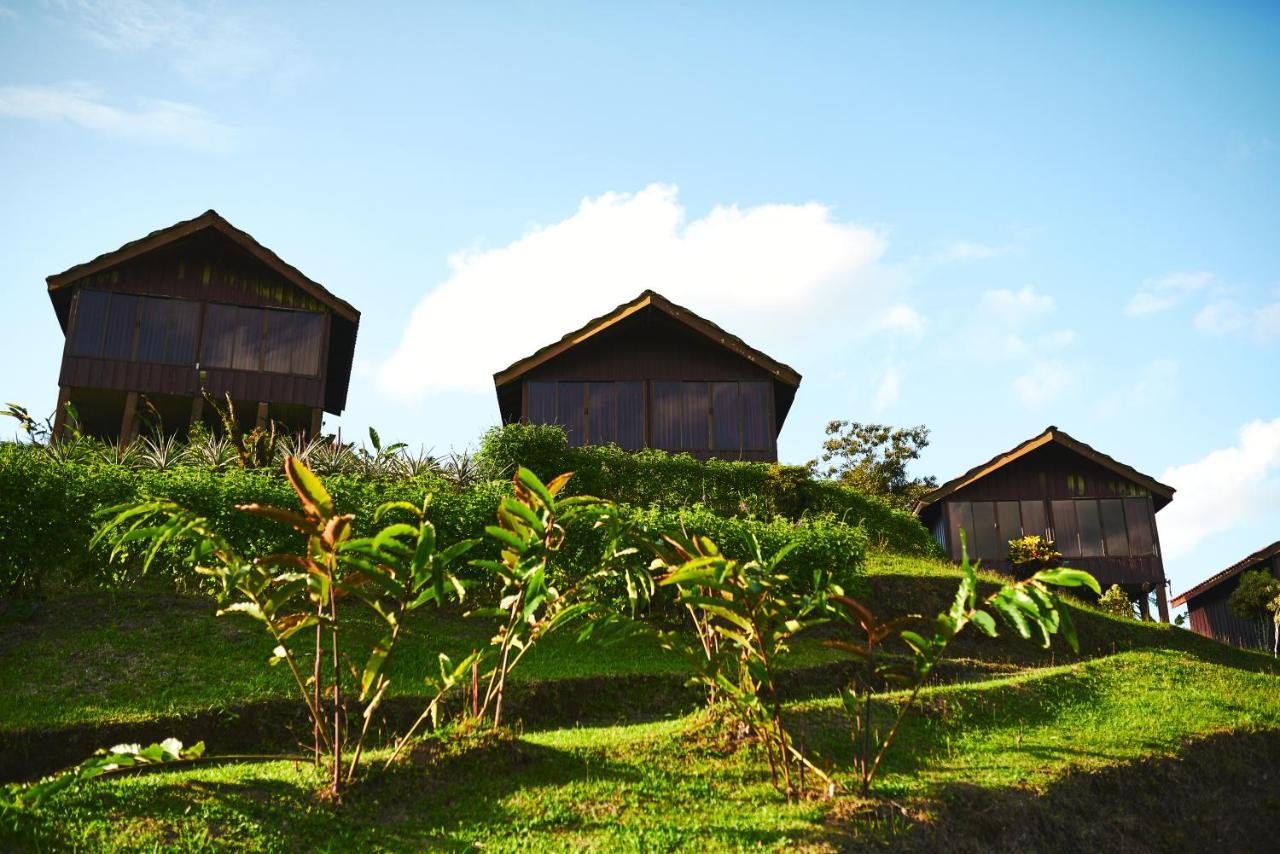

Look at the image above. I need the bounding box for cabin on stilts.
[493,290,802,462]
[914,426,1176,621]
[46,210,359,442]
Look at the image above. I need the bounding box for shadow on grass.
[820,727,1280,853]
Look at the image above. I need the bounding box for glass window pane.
[651,382,681,449]
[615,382,644,450]
[528,382,556,425]
[70,289,109,357]
[232,307,263,371]
[292,312,323,375]
[102,294,139,360]
[1020,500,1048,539]
[712,382,740,451]
[947,501,975,560]
[1076,499,1104,557]
[135,298,169,363]
[681,382,709,450]
[588,382,616,445]
[262,311,296,373]
[556,382,585,446]
[1099,499,1129,557]
[971,501,1000,559]
[1051,500,1080,557]
[997,501,1022,558]
[202,304,236,368]
[740,381,770,450]
[167,300,200,365]
[1124,498,1155,555]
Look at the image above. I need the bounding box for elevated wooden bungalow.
[1172,540,1280,649]
[914,426,1176,621]
[46,211,359,441]
[493,290,802,462]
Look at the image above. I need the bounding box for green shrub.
[1097,584,1135,620]
[0,442,870,603]
[475,424,937,556]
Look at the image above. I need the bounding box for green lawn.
[4,553,1280,850]
[12,649,1280,851]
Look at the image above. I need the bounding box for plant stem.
[330,576,341,796]
[313,605,323,767]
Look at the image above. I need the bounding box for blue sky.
[1,1,1277,606]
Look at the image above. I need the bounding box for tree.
[818,421,938,511]
[1227,569,1280,651]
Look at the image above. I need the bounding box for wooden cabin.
[914,426,1176,621]
[493,290,802,462]
[46,211,359,441]
[1171,540,1280,649]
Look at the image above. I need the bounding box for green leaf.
[1033,567,1101,595]
[285,456,334,518]
[516,467,555,508]
[970,608,998,637]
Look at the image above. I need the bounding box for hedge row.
[475,423,938,555]
[0,443,870,600]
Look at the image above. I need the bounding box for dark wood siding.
[1185,556,1280,650]
[510,306,781,461]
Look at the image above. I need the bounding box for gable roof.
[45,209,359,322]
[913,425,1176,516]
[492,289,802,389]
[1171,539,1280,607]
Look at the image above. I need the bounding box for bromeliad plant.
[647,533,834,801]
[94,456,477,796]
[825,530,1099,796]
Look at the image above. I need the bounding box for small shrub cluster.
[475,424,937,555]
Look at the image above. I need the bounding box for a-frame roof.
[913,425,1176,516]
[492,289,802,388]
[45,209,359,322]
[1171,539,1280,607]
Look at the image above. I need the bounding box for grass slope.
[8,650,1279,851]
[4,552,1279,850]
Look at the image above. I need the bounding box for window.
[947,501,974,560]
[740,382,770,450]
[526,381,647,450]
[651,382,681,448]
[1075,500,1105,557]
[1051,500,1080,557]
[1020,500,1048,539]
[1099,499,1129,557]
[996,501,1022,558]
[203,304,262,371]
[711,382,740,450]
[69,290,200,366]
[262,310,323,375]
[556,382,586,446]
[971,501,999,559]
[1124,498,1155,555]
[70,290,109,356]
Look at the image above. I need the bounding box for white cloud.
[980,286,1054,325]
[0,83,232,150]
[1195,295,1280,341]
[1125,271,1214,316]
[379,184,889,398]
[872,364,901,414]
[48,0,299,84]
[1158,418,1280,558]
[875,303,925,336]
[936,240,1006,263]
[1011,360,1076,407]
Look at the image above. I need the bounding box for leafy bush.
[475,424,937,555]
[1008,535,1063,573]
[1097,584,1135,619]
[0,443,869,603]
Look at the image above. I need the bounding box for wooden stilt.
[1155,583,1170,624]
[256,401,269,431]
[309,408,323,439]
[120,391,140,444]
[189,394,204,432]
[51,387,71,439]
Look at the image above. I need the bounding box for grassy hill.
[4,552,1278,850]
